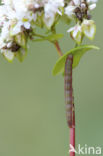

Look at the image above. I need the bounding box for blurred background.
[0,0,102,156]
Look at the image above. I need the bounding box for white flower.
[87,0,98,10]
[67,19,96,43]
[89,3,96,10]
[44,0,64,28]
[65,0,97,19]
[2,50,14,62]
[67,24,82,44]
[65,0,97,43]
[82,19,96,40]
[65,5,76,19]
[0,0,98,61]
[87,0,98,3]
[1,0,12,5]
[73,0,80,5]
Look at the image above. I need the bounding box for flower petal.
[2,50,14,62]
[65,5,76,19]
[82,20,96,40]
[73,0,80,5]
[89,4,96,10]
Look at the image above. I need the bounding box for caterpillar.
[64,54,75,128]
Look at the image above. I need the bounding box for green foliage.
[52,45,99,76]
[15,33,27,49]
[34,13,44,28]
[16,48,27,62]
[33,33,64,42]
[60,14,71,25]
[46,34,64,42]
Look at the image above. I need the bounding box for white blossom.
[67,24,82,44]
[0,0,98,61]
[0,0,65,60]
[2,50,14,61]
[82,19,96,40]
[44,0,64,28]
[65,0,97,44]
[65,5,76,19]
[65,0,98,19]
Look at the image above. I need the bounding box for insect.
[64,55,75,128]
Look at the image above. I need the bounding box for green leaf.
[15,33,27,48]
[2,50,14,62]
[52,45,99,76]
[35,13,44,28]
[33,34,64,42]
[60,14,71,25]
[33,38,46,42]
[16,48,27,62]
[45,34,64,42]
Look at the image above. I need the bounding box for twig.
[70,104,75,156]
[54,41,63,56]
[32,33,45,38]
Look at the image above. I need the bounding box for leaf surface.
[53,45,99,76]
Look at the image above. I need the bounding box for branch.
[54,41,63,56]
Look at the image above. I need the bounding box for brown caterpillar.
[64,54,75,128]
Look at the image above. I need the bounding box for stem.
[64,55,75,156]
[70,104,75,156]
[54,42,75,156]
[54,41,63,56]
[32,33,45,38]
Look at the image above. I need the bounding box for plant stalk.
[54,41,63,56]
[54,42,75,156]
[64,55,75,156]
[70,104,75,156]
